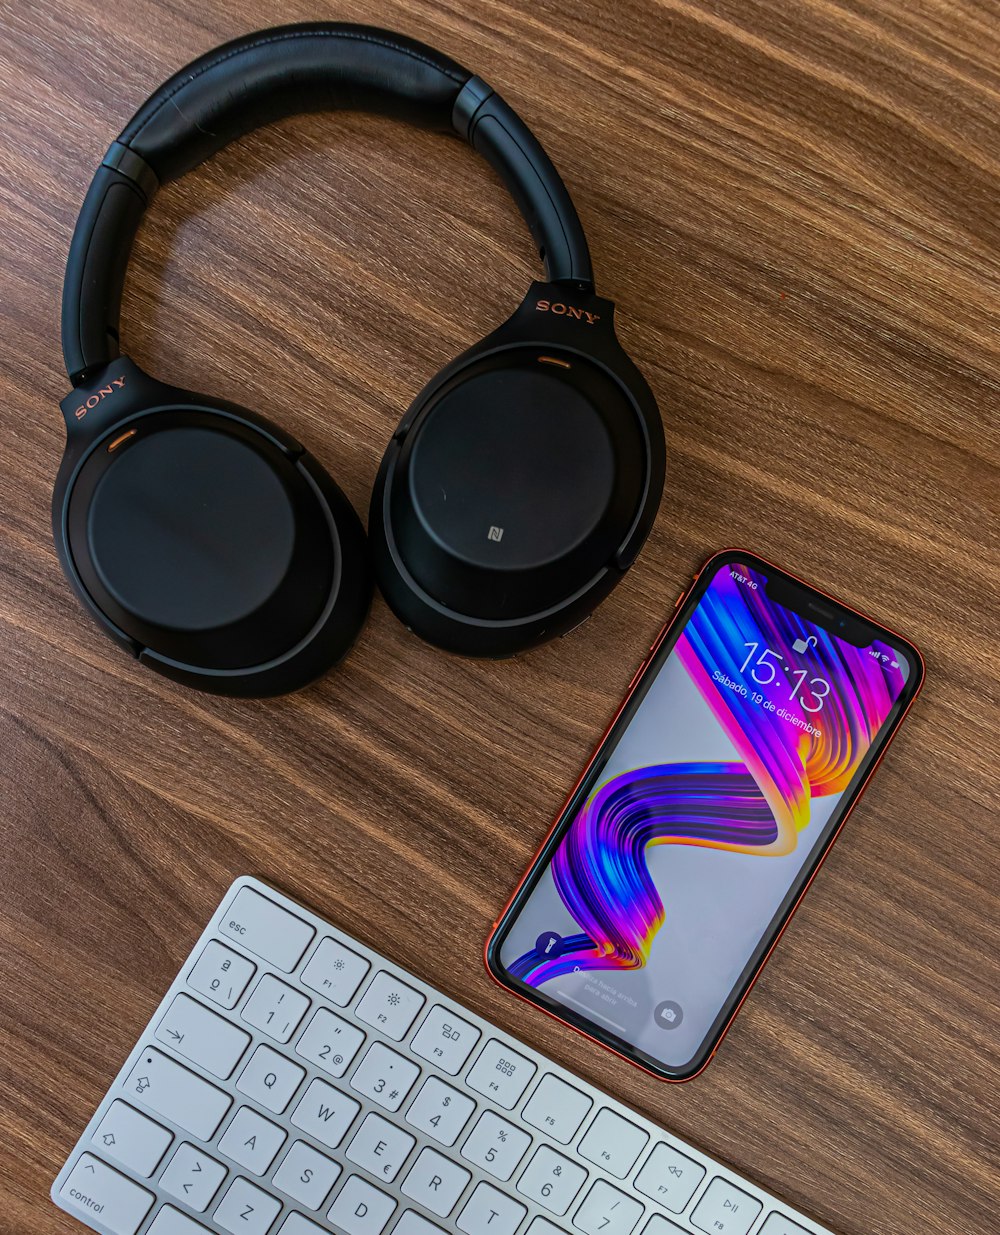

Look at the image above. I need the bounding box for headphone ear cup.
[370,343,653,657]
[55,381,372,695]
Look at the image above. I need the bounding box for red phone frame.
[485,548,925,1082]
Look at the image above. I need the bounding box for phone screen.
[490,553,921,1077]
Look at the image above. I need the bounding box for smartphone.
[487,549,924,1080]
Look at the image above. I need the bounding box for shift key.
[125,1047,231,1140]
[220,886,314,971]
[58,1154,153,1234]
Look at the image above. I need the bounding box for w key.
[156,993,250,1079]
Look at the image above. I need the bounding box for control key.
[58,1154,153,1234]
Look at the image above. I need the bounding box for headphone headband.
[62,22,594,382]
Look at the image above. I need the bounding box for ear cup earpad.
[370,347,651,657]
[59,405,371,696]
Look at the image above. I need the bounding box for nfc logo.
[487,526,504,542]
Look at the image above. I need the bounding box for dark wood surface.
[1,2,997,1233]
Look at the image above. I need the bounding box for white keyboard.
[53,876,832,1235]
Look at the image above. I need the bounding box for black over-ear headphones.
[55,23,665,696]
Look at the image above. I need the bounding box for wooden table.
[1,2,997,1233]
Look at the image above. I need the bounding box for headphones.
[54,23,665,696]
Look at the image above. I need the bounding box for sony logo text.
[535,300,600,325]
[73,376,126,420]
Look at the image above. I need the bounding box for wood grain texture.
[1,1,998,1232]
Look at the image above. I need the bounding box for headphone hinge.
[101,140,160,204]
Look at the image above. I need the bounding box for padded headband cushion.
[118,24,470,182]
[62,22,594,382]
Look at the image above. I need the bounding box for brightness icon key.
[356,970,425,1040]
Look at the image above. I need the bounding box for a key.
[147,1207,211,1234]
[642,1218,686,1235]
[410,1004,480,1074]
[58,1155,153,1235]
[350,1041,420,1111]
[272,1139,342,1210]
[187,940,255,1009]
[328,1174,397,1235]
[218,1105,287,1175]
[574,1180,644,1235]
[460,1110,530,1181]
[405,1075,475,1146]
[159,1143,226,1212]
[156,993,250,1078]
[91,1100,172,1177]
[395,1213,446,1235]
[214,1176,282,1235]
[457,1181,527,1235]
[401,1146,471,1217]
[528,1220,564,1235]
[634,1142,706,1213]
[356,970,425,1040]
[241,973,310,1042]
[220,886,314,971]
[301,937,370,1006]
[296,1006,366,1077]
[578,1108,649,1178]
[522,1073,592,1144]
[347,1111,416,1182]
[125,1048,231,1141]
[278,1215,327,1235]
[517,1144,587,1216]
[236,1043,305,1113]
[291,1078,360,1149]
[466,1040,536,1109]
[690,1177,763,1235]
[759,1217,810,1235]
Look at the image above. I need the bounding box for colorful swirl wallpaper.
[509,563,908,987]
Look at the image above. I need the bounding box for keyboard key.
[759,1217,811,1235]
[578,1109,649,1178]
[92,1101,172,1176]
[406,1075,475,1146]
[272,1140,341,1209]
[291,1078,360,1149]
[467,1040,536,1109]
[347,1112,416,1182]
[241,974,310,1042]
[690,1178,762,1235]
[402,1146,471,1217]
[159,1143,226,1212]
[395,1213,446,1235]
[461,1110,531,1181]
[411,1004,480,1074]
[328,1175,397,1235]
[574,1180,644,1235]
[351,1041,420,1111]
[147,1208,211,1234]
[528,1220,564,1235]
[517,1144,587,1215]
[187,940,255,1009]
[125,1048,231,1141]
[218,1106,286,1175]
[215,1176,282,1235]
[156,993,250,1079]
[301,937,370,1006]
[58,1154,154,1234]
[296,1006,366,1077]
[279,1215,327,1235]
[642,1218,685,1235]
[458,1181,527,1235]
[221,886,314,972]
[522,1074,592,1144]
[356,971,425,1040]
[237,1043,305,1113]
[635,1142,705,1213]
